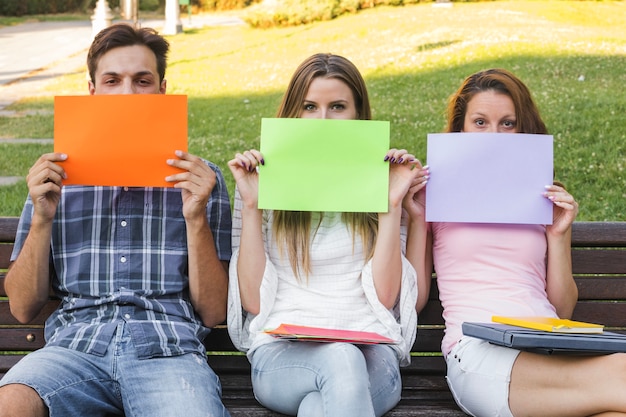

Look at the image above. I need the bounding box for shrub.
[243,0,433,28]
[191,0,261,12]
[243,0,354,28]
[139,0,160,11]
[0,0,28,16]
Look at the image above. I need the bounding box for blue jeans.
[250,342,401,417]
[0,322,230,417]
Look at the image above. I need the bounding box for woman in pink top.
[410,69,626,416]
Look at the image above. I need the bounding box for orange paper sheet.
[54,95,188,187]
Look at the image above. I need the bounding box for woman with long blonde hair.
[226,53,429,416]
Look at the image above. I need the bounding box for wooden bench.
[2,216,626,416]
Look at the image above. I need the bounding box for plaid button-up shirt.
[12,161,232,358]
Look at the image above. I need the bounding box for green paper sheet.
[258,118,390,212]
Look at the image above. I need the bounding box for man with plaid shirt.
[0,24,232,417]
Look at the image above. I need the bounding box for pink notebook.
[264,323,397,345]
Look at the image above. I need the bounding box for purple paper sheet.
[425,133,553,225]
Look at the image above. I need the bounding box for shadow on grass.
[414,40,459,53]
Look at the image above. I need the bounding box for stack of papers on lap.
[492,316,604,334]
[264,323,397,345]
[462,322,626,354]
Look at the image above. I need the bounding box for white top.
[227,190,418,366]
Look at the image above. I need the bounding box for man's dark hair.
[87,24,169,85]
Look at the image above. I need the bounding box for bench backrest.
[2,216,626,377]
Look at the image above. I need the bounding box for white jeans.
[446,337,520,417]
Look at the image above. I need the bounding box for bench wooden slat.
[213,372,452,392]
[0,354,24,375]
[223,400,466,417]
[0,328,45,351]
[202,329,448,362]
[222,403,466,417]
[0,257,602,290]
[572,249,626,274]
[0,329,447,357]
[222,403,465,417]
[0,299,59,326]
[0,217,18,243]
[384,405,465,417]
[572,302,626,328]
[571,222,626,247]
[0,245,12,270]
[576,276,626,300]
[220,402,289,417]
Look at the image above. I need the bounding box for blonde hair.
[272,53,377,279]
[273,212,378,278]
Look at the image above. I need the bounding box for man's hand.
[26,153,67,222]
[166,150,215,221]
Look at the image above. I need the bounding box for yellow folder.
[492,316,604,334]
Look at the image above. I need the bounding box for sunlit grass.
[1,1,624,220]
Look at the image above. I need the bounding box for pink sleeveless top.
[431,222,557,356]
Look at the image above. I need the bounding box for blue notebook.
[462,322,626,355]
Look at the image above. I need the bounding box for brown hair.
[273,53,377,279]
[87,24,169,85]
[446,68,547,134]
[276,53,372,120]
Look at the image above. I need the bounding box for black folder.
[462,322,626,355]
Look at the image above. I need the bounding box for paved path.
[0,20,93,112]
[0,13,244,185]
[0,21,93,86]
[0,14,244,109]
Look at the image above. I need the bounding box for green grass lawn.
[1,1,624,220]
